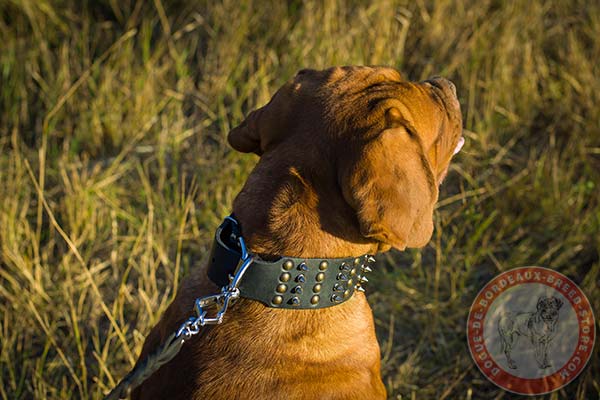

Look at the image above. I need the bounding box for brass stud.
[319,261,328,271]
[354,257,361,265]
[290,297,301,306]
[280,273,291,282]
[298,263,309,271]
[347,279,353,286]
[343,289,350,298]
[296,274,306,283]
[272,295,283,305]
[310,295,320,304]
[316,272,325,282]
[313,284,322,293]
[276,284,287,293]
[293,285,303,294]
[283,260,294,270]
[350,268,357,276]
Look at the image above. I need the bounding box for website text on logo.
[466,267,595,395]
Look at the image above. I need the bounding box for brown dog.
[132,66,463,399]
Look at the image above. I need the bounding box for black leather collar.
[207,216,374,309]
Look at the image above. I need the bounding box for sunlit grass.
[0,1,598,399]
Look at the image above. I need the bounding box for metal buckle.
[176,216,253,339]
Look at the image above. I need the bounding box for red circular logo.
[466,267,595,395]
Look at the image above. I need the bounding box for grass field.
[1,1,599,399]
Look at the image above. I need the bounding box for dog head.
[229,66,463,251]
[536,296,563,321]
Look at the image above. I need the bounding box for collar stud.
[297,262,309,271]
[283,260,294,270]
[276,284,287,293]
[331,294,343,303]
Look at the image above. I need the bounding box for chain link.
[176,285,242,338]
[104,218,251,400]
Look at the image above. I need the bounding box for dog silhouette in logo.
[497,296,563,369]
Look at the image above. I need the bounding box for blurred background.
[0,0,598,399]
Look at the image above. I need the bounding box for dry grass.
[0,1,598,399]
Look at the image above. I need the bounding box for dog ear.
[555,297,564,309]
[227,107,265,155]
[228,85,293,156]
[338,108,438,251]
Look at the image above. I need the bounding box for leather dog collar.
[207,216,374,309]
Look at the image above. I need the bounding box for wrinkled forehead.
[293,66,404,93]
[323,65,404,85]
[293,66,449,143]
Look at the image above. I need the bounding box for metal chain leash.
[104,217,252,399]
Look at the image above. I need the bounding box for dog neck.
[216,161,386,395]
[231,157,381,259]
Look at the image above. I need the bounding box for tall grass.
[0,1,598,399]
